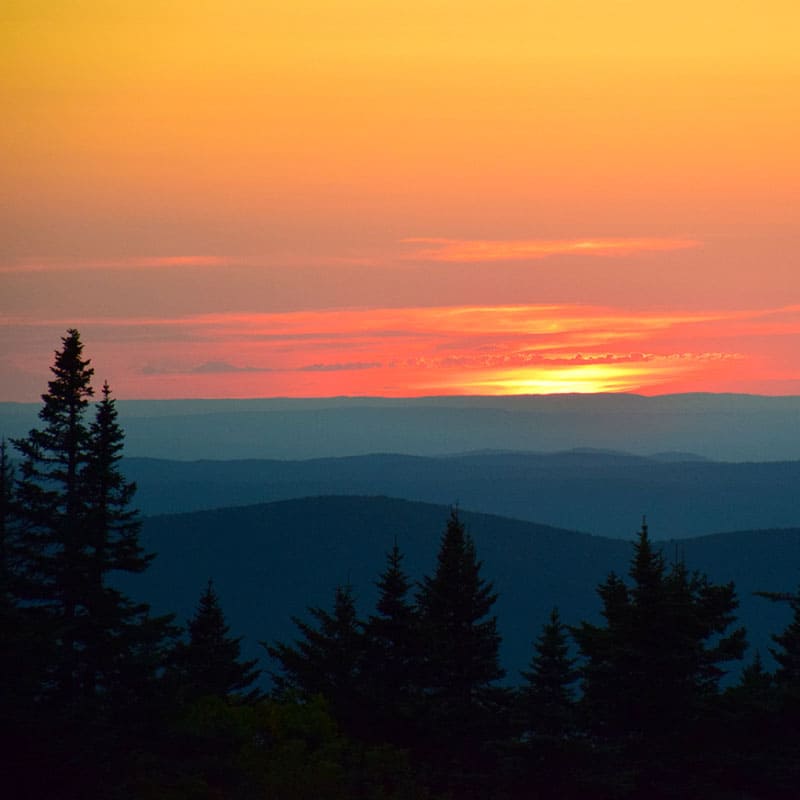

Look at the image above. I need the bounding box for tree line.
[3,330,800,799]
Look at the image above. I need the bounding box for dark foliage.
[572,519,746,797]
[266,584,367,737]
[172,579,261,703]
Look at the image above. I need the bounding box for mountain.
[119,496,799,686]
[4,393,800,461]
[122,451,800,539]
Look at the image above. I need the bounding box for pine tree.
[174,579,260,702]
[6,331,179,796]
[266,584,365,735]
[416,508,504,700]
[77,381,165,700]
[362,542,419,745]
[414,508,505,796]
[12,329,96,701]
[513,608,581,800]
[572,519,746,796]
[13,334,174,706]
[13,331,93,588]
[520,607,577,739]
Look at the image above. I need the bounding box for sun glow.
[3,303,794,400]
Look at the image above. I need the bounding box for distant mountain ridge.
[3,393,800,461]
[119,495,800,687]
[121,450,800,539]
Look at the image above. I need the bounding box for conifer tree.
[514,608,581,800]
[766,589,800,689]
[414,508,504,796]
[12,331,173,707]
[14,329,93,604]
[13,329,96,701]
[520,607,577,739]
[266,584,365,735]
[362,542,419,745]
[573,519,746,795]
[416,508,504,702]
[5,330,179,796]
[174,579,260,702]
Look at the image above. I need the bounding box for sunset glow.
[2,1,799,400]
[3,302,796,400]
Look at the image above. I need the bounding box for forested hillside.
[128,495,797,683]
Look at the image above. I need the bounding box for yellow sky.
[4,1,797,251]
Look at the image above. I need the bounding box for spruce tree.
[416,508,504,701]
[515,608,581,800]
[78,381,165,700]
[362,542,419,745]
[5,330,179,796]
[572,520,746,796]
[174,579,260,702]
[415,508,504,796]
[520,607,577,739]
[266,584,365,735]
[13,329,96,701]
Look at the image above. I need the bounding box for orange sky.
[1,1,799,400]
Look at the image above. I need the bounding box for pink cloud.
[402,237,701,263]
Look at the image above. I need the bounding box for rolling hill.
[118,496,800,687]
[122,451,800,540]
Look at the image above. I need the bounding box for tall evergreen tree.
[14,332,91,584]
[416,508,504,701]
[362,542,419,745]
[415,508,505,796]
[266,584,365,735]
[520,607,577,739]
[13,329,96,702]
[77,381,164,700]
[572,519,746,796]
[174,579,260,702]
[13,336,173,707]
[513,608,581,800]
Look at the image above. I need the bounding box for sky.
[2,1,799,400]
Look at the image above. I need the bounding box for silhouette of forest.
[3,331,800,799]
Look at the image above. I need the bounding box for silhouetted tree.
[13,329,95,692]
[266,584,365,736]
[362,542,420,746]
[520,607,577,739]
[745,586,800,794]
[173,579,260,703]
[765,588,800,689]
[415,508,505,796]
[573,519,746,797]
[7,331,176,798]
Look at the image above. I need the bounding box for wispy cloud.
[142,361,272,375]
[298,361,382,372]
[402,237,700,263]
[0,255,232,273]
